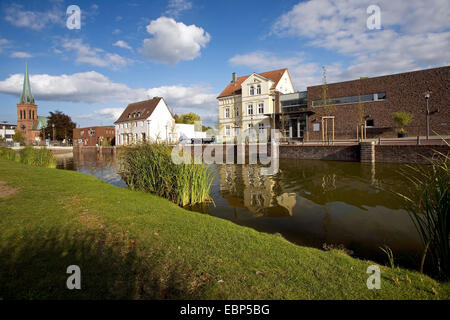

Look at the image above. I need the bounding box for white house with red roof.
[217,68,294,142]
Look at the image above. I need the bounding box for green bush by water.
[0,146,56,168]
[120,143,212,206]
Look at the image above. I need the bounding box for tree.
[45,111,76,141]
[175,112,201,124]
[13,131,25,143]
[318,67,336,143]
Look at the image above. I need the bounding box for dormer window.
[128,114,131,118]
[256,85,261,94]
[250,86,255,96]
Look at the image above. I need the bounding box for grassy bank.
[0,159,449,299]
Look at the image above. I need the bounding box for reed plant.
[0,147,18,161]
[395,140,449,279]
[120,143,212,206]
[19,147,57,168]
[0,146,56,168]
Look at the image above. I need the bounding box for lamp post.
[52,123,55,144]
[424,91,430,140]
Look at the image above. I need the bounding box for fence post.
[417,135,420,145]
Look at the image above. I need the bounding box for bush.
[392,112,413,133]
[120,143,212,206]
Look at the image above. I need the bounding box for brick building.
[73,126,115,146]
[16,63,48,144]
[305,66,450,140]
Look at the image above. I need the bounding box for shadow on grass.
[0,227,209,299]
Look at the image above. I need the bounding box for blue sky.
[0,0,449,127]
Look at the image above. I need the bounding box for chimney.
[232,72,236,83]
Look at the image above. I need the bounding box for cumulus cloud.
[10,51,33,59]
[165,0,192,18]
[270,0,450,83]
[0,71,218,125]
[113,40,132,51]
[61,38,132,69]
[4,3,64,30]
[229,51,322,90]
[140,17,210,65]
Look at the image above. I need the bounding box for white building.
[217,68,295,142]
[115,97,176,145]
[114,97,205,145]
[0,123,16,142]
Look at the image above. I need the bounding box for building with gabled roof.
[217,68,295,142]
[114,97,176,145]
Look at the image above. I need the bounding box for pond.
[56,150,422,268]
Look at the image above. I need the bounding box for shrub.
[0,147,18,161]
[392,112,413,133]
[120,143,212,206]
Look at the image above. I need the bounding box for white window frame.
[247,104,253,115]
[249,86,255,96]
[256,84,261,94]
[225,125,231,136]
[258,103,264,114]
[225,108,230,118]
[258,123,264,133]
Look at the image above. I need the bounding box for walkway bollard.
[417,136,420,145]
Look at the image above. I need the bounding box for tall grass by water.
[0,146,56,168]
[120,143,212,206]
[396,141,449,280]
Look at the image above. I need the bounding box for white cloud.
[0,71,143,104]
[0,38,10,53]
[0,71,218,125]
[229,51,322,90]
[4,3,63,30]
[165,0,192,18]
[10,51,33,59]
[113,40,132,51]
[140,17,210,65]
[270,0,450,84]
[61,38,132,69]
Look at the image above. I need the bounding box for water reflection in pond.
[57,151,422,267]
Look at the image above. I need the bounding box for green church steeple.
[19,62,35,105]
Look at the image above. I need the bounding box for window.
[128,114,131,118]
[225,125,231,136]
[256,85,261,94]
[258,123,264,133]
[247,104,253,115]
[313,123,320,132]
[250,86,255,96]
[366,119,374,127]
[248,123,253,130]
[235,108,239,117]
[225,108,230,118]
[313,92,387,106]
[258,103,264,114]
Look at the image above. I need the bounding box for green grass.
[0,159,449,299]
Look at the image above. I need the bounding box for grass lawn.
[0,159,449,299]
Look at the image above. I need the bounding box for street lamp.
[424,91,430,140]
[52,123,55,143]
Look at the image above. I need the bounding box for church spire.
[19,62,35,105]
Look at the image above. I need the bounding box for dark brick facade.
[306,66,450,140]
[73,126,115,146]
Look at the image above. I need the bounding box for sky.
[0,0,449,128]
